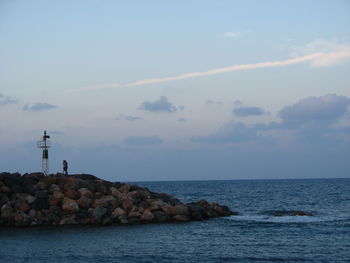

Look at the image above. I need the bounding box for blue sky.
[1,0,350,181]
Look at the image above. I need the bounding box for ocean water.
[0,178,349,263]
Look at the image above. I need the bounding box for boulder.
[25,195,36,204]
[111,207,126,219]
[1,185,12,194]
[77,196,93,208]
[62,197,79,213]
[118,184,130,194]
[93,206,107,219]
[53,191,64,201]
[215,205,233,216]
[110,187,126,201]
[36,181,48,190]
[140,209,154,222]
[128,206,143,218]
[93,195,117,208]
[48,184,60,193]
[152,211,168,223]
[173,214,190,222]
[78,188,94,198]
[162,205,177,217]
[14,211,30,226]
[15,199,31,212]
[122,197,134,212]
[59,216,78,225]
[32,191,49,210]
[1,203,15,221]
[65,189,81,200]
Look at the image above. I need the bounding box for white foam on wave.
[227,215,339,223]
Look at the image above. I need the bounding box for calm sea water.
[0,178,349,263]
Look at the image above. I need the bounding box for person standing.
[63,160,68,175]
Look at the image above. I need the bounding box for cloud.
[290,39,350,67]
[279,94,350,124]
[123,135,163,145]
[233,100,243,106]
[73,43,350,92]
[222,32,241,38]
[125,116,141,121]
[193,94,350,145]
[23,103,57,111]
[139,96,177,113]
[178,118,186,123]
[233,106,269,117]
[0,93,17,106]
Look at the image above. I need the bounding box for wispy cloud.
[139,96,178,113]
[73,45,350,92]
[221,31,241,38]
[23,103,57,111]
[0,93,17,106]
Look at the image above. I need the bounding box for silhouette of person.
[63,160,68,175]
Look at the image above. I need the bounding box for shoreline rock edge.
[0,172,237,227]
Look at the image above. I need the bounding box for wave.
[226,214,343,223]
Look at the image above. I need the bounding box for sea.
[0,178,349,263]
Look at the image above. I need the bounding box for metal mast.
[37,131,51,175]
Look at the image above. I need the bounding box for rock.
[174,204,189,215]
[95,182,108,194]
[62,197,79,213]
[14,211,30,226]
[22,184,36,195]
[53,191,64,201]
[32,191,49,210]
[140,209,154,222]
[187,204,206,220]
[93,206,107,219]
[128,206,143,218]
[162,205,177,217]
[28,209,36,218]
[25,195,36,204]
[119,184,130,194]
[77,196,93,208]
[0,172,235,227]
[122,197,134,212]
[59,216,78,225]
[1,203,15,221]
[36,181,48,190]
[65,189,80,200]
[48,184,60,193]
[78,188,94,198]
[15,199,31,212]
[173,214,190,222]
[110,187,126,201]
[1,185,12,194]
[152,211,168,222]
[149,199,166,211]
[292,211,313,216]
[93,195,117,208]
[49,196,60,206]
[111,207,125,219]
[102,218,112,225]
[215,205,233,216]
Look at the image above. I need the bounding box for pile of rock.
[0,172,235,227]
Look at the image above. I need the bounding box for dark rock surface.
[0,172,237,227]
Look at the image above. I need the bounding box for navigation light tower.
[37,130,51,175]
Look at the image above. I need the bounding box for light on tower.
[37,130,51,175]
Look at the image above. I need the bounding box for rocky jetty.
[0,172,235,227]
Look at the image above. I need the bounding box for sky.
[0,0,350,181]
